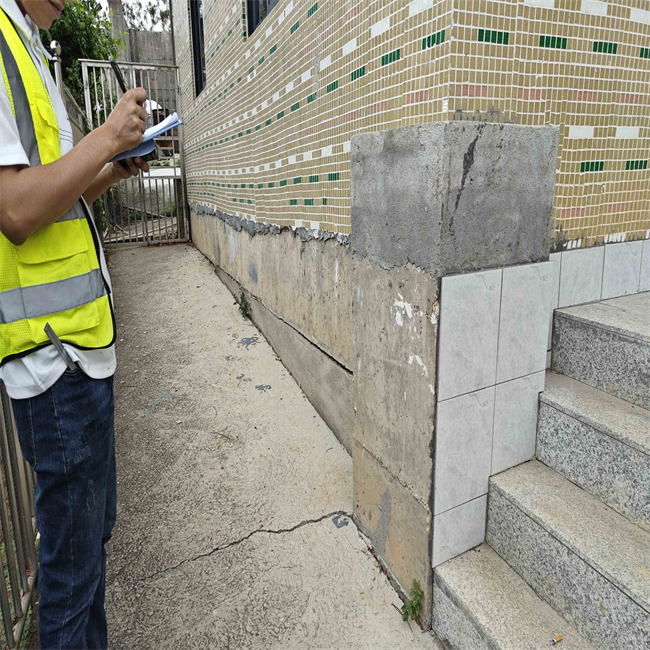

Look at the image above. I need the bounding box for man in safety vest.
[0,0,148,647]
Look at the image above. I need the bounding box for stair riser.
[432,575,492,650]
[486,486,650,650]
[537,402,650,532]
[552,315,650,410]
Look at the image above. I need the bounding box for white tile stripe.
[370,17,391,38]
[630,8,650,25]
[568,126,594,138]
[408,0,434,17]
[523,0,555,6]
[616,126,640,139]
[581,0,608,16]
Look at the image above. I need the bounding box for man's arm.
[83,157,150,206]
[0,88,148,246]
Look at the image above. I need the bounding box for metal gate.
[0,383,38,648]
[80,60,188,246]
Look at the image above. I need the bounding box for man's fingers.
[132,87,147,104]
[125,158,139,176]
[137,106,148,123]
[135,157,150,173]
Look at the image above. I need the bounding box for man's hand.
[112,157,149,181]
[100,88,148,158]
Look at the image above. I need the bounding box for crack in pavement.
[136,510,353,583]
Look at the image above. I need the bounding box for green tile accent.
[232,198,236,203]
[259,56,265,65]
[258,183,263,189]
[255,125,261,131]
[249,184,254,189]
[307,92,317,103]
[249,66,255,74]
[478,29,510,45]
[307,2,318,18]
[326,80,338,93]
[539,34,567,49]
[268,182,275,188]
[237,76,242,83]
[381,48,401,66]
[270,44,277,55]
[309,175,318,183]
[280,180,287,186]
[328,172,339,181]
[246,129,252,135]
[266,118,272,126]
[305,198,314,206]
[625,160,648,170]
[290,199,298,206]
[277,111,285,120]
[640,47,650,59]
[228,29,232,36]
[351,65,366,82]
[580,161,604,172]
[423,29,446,50]
[322,198,327,205]
[291,20,300,34]
[291,102,300,111]
[593,41,617,54]
[230,82,234,89]
[247,200,252,204]
[293,177,302,184]
[238,132,243,137]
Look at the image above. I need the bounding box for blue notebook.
[110,112,182,162]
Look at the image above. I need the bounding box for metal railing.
[80,59,188,246]
[0,383,38,648]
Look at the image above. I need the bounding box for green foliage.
[123,0,170,31]
[40,0,121,110]
[236,289,252,319]
[401,579,424,622]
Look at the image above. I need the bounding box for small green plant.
[236,289,251,319]
[401,579,423,621]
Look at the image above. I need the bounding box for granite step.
[433,544,597,650]
[551,292,650,410]
[486,461,650,650]
[537,370,650,532]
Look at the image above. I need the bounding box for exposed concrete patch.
[105,246,442,648]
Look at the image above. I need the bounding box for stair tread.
[491,461,650,612]
[541,370,650,456]
[435,544,597,650]
[555,291,650,343]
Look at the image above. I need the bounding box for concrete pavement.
[105,244,442,649]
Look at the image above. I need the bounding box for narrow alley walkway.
[104,245,441,649]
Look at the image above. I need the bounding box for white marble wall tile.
[434,386,495,514]
[491,371,545,476]
[641,240,650,293]
[558,247,605,308]
[438,269,502,401]
[432,495,487,567]
[496,262,553,383]
[548,253,561,350]
[601,241,643,299]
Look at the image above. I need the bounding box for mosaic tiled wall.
[172,0,650,244]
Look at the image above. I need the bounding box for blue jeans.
[11,368,116,650]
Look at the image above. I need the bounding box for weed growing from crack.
[236,289,252,319]
[401,579,423,621]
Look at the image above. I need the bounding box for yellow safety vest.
[0,7,114,367]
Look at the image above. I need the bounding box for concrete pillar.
[350,122,559,626]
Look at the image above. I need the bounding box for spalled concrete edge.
[191,202,351,246]
[213,263,354,455]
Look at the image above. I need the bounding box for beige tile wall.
[173,0,650,245]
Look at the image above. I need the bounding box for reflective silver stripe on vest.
[56,200,85,223]
[0,269,106,325]
[0,25,40,166]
